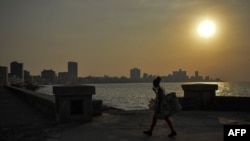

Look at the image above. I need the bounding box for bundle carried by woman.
[148,92,182,117]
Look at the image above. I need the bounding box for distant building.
[142,73,155,82]
[190,71,203,81]
[41,69,57,84]
[171,69,188,82]
[0,66,8,85]
[142,73,148,80]
[68,61,78,80]
[58,72,69,84]
[33,75,43,85]
[24,70,32,83]
[130,68,141,80]
[10,61,23,81]
[205,76,210,81]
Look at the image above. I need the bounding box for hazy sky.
[1,0,250,81]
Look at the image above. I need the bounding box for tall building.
[0,66,8,85]
[10,61,23,81]
[194,71,203,81]
[68,61,78,80]
[130,68,141,80]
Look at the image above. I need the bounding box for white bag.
[148,99,156,111]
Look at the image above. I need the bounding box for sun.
[197,20,216,38]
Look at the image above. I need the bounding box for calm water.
[36,82,250,111]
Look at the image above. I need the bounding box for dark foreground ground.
[1,86,250,141]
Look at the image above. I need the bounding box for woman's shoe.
[143,130,152,136]
[168,131,177,137]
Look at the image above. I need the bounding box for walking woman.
[143,76,177,137]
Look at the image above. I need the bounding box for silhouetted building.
[58,72,69,84]
[41,69,57,84]
[24,70,32,83]
[68,61,78,80]
[190,71,203,81]
[33,75,43,85]
[130,68,141,80]
[142,73,155,82]
[142,73,148,80]
[0,66,8,85]
[171,69,188,82]
[205,76,210,81]
[10,61,23,81]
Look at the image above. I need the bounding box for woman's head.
[153,76,161,87]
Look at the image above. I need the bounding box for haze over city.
[1,0,250,82]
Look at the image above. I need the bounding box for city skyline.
[1,0,250,82]
[1,60,222,82]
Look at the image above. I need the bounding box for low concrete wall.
[5,85,56,117]
[213,96,250,111]
[181,84,218,110]
[53,85,95,123]
[92,100,103,116]
[5,85,103,123]
[180,84,250,112]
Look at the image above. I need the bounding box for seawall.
[5,85,56,117]
[180,84,250,112]
[4,85,102,123]
[3,84,249,124]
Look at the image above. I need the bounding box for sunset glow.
[1,0,250,81]
[197,20,216,38]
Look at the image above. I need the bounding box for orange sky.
[0,0,250,81]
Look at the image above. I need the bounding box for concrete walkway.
[60,110,250,141]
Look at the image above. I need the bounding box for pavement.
[1,86,250,141]
[58,110,250,141]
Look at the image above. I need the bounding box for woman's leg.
[143,113,157,136]
[149,114,157,131]
[164,117,177,137]
[164,117,174,132]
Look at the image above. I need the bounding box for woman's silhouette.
[143,76,177,137]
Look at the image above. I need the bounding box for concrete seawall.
[5,85,56,117]
[180,84,250,112]
[5,85,102,123]
[213,96,250,111]
[4,84,249,124]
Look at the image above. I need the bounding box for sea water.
[36,82,250,111]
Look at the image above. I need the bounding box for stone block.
[53,85,95,123]
[181,84,218,109]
